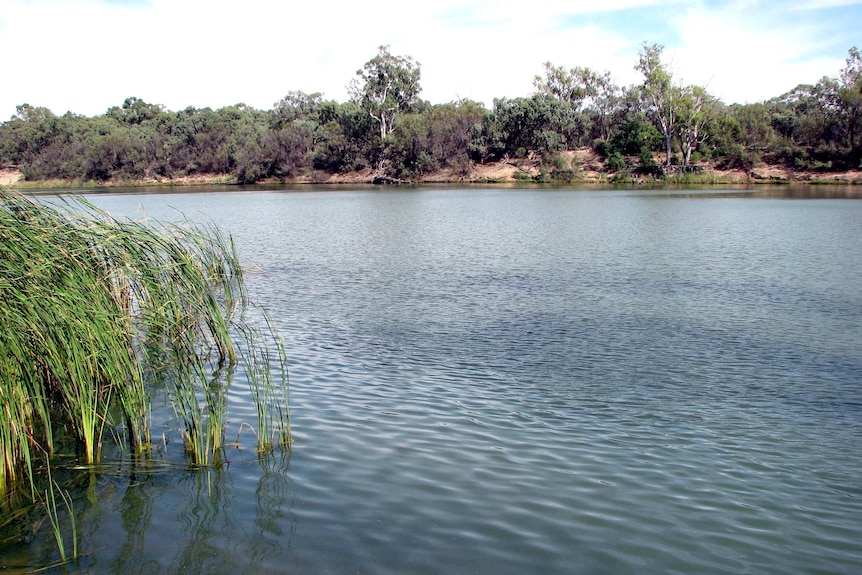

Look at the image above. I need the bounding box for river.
[4,185,861,574]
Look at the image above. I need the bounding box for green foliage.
[610,169,633,183]
[636,42,676,166]
[1,46,859,183]
[611,117,661,155]
[349,45,422,141]
[607,151,626,171]
[638,148,658,171]
[485,95,571,159]
[107,97,164,125]
[533,62,622,146]
[310,101,378,173]
[0,190,289,497]
[677,85,718,166]
[271,91,324,129]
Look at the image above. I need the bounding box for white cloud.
[787,0,862,8]
[667,1,850,103]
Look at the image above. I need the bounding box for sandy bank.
[2,150,861,188]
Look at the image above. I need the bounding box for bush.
[607,151,626,172]
[611,118,662,156]
[551,169,578,182]
[610,170,633,183]
[638,149,658,172]
[591,138,608,156]
[715,143,758,171]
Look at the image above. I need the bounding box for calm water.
[5,186,862,574]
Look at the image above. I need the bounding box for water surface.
[4,186,861,574]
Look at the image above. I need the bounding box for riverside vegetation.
[0,188,289,566]
[1,44,861,186]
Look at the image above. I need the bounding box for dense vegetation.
[1,44,860,184]
[1,190,289,561]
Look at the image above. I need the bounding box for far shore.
[3,149,861,189]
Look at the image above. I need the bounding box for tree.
[636,43,676,167]
[534,63,593,106]
[677,85,718,166]
[610,116,661,156]
[768,83,836,167]
[310,101,378,173]
[349,45,421,141]
[837,47,862,160]
[486,95,570,159]
[107,97,164,125]
[271,91,324,128]
[589,71,623,143]
[733,103,776,149]
[533,63,621,146]
[428,100,486,172]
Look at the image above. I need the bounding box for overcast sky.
[1,0,860,119]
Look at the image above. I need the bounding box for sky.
[0,0,860,119]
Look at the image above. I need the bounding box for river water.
[4,186,862,574]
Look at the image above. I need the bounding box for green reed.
[0,188,290,503]
[239,310,291,452]
[42,466,77,565]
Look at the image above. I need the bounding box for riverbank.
[3,149,862,188]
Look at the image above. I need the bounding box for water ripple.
[54,188,862,575]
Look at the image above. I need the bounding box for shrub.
[607,151,626,172]
[638,149,658,172]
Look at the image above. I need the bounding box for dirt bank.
[0,168,21,186]
[3,150,861,187]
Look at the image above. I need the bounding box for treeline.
[1,44,860,184]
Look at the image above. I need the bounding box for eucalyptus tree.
[266,91,328,177]
[589,71,624,142]
[768,83,835,167]
[732,102,776,150]
[705,102,775,169]
[379,99,486,178]
[677,85,718,166]
[220,104,270,183]
[533,63,621,146]
[107,97,164,125]
[428,99,486,171]
[271,90,324,128]
[310,100,378,173]
[835,47,862,159]
[349,45,422,141]
[487,95,570,158]
[534,62,594,105]
[635,43,677,167]
[1,104,63,166]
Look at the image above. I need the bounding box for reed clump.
[0,188,289,503]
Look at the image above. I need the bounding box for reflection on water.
[3,185,861,574]
[110,463,154,574]
[52,451,296,574]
